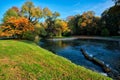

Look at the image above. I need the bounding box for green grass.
[0,40,111,80]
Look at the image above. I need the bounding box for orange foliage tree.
[80,11,94,27]
[0,17,34,38]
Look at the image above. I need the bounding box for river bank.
[40,36,120,79]
[48,36,120,42]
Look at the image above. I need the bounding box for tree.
[11,6,19,12]
[1,1,55,41]
[101,28,110,36]
[21,1,52,40]
[101,3,120,36]
[45,11,60,37]
[0,28,2,37]
[78,11,100,35]
[67,11,100,36]
[21,1,43,24]
[34,23,47,37]
[43,7,52,18]
[52,12,60,20]
[112,0,120,5]
[3,6,19,22]
[67,14,81,35]
[1,17,34,38]
[54,19,70,37]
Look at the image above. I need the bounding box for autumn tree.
[3,6,19,22]
[1,17,34,39]
[45,11,60,37]
[43,7,52,18]
[0,27,2,37]
[21,1,53,40]
[34,23,47,37]
[21,1,43,24]
[79,11,100,35]
[1,1,55,41]
[54,19,70,37]
[67,11,100,35]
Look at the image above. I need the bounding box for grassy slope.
[0,40,111,80]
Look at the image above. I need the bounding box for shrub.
[23,31,40,44]
[101,28,110,36]
[63,31,71,36]
[22,31,35,41]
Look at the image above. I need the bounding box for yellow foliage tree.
[55,20,70,37]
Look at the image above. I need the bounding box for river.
[39,38,120,79]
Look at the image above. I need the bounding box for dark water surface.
[39,39,120,75]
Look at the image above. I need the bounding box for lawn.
[0,40,111,80]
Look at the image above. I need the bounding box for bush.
[101,28,110,36]
[23,31,40,44]
[39,27,47,37]
[22,31,36,41]
[63,31,71,36]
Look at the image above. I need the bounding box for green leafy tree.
[3,7,19,22]
[112,0,120,5]
[101,3,120,36]
[67,14,81,35]
[101,28,110,36]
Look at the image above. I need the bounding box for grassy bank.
[0,40,111,80]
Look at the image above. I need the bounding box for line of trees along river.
[0,0,120,42]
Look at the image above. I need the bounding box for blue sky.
[0,0,114,22]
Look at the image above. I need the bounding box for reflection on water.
[39,39,120,74]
